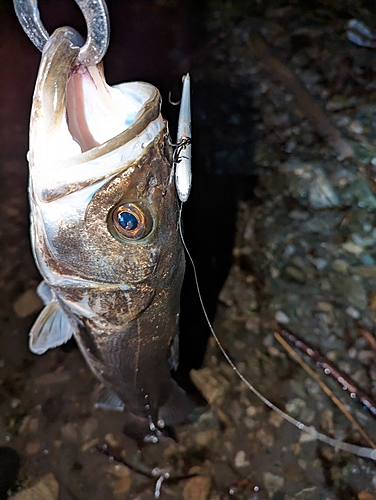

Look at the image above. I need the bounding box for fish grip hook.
[13,0,110,65]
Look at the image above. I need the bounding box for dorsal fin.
[29,301,74,355]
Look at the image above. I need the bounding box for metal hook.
[13,0,110,65]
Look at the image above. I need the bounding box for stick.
[274,331,376,450]
[277,326,376,419]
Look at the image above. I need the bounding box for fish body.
[28,27,193,434]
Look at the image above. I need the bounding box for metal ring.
[13,0,110,65]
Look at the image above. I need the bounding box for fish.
[27,26,194,439]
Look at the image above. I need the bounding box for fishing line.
[177,204,376,461]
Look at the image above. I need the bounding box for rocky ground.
[1,1,376,499]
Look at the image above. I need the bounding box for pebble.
[105,433,120,448]
[194,430,217,447]
[332,259,348,273]
[183,476,211,500]
[25,442,40,455]
[263,472,284,498]
[285,398,306,416]
[308,168,339,209]
[283,265,305,283]
[34,371,71,386]
[9,473,59,500]
[112,476,131,495]
[234,450,250,468]
[190,368,230,404]
[342,242,363,255]
[80,417,98,441]
[268,412,284,428]
[289,209,309,221]
[316,301,333,312]
[256,428,275,448]
[275,311,290,324]
[281,160,340,208]
[346,306,361,319]
[299,432,317,444]
[60,423,78,442]
[80,437,99,452]
[348,120,363,134]
[331,274,367,309]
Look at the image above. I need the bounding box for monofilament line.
[178,204,376,461]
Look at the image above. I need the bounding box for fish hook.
[13,0,110,65]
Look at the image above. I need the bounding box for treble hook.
[13,0,110,65]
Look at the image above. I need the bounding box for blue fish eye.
[111,202,152,240]
[117,211,138,231]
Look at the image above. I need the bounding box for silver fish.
[27,26,194,437]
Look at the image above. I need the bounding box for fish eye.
[111,203,152,240]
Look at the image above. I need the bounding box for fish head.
[29,27,181,300]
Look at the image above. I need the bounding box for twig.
[277,326,376,419]
[357,326,376,353]
[247,29,354,160]
[274,330,376,450]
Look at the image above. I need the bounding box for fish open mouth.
[29,28,164,202]
[66,63,144,153]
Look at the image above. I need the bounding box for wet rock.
[80,417,98,441]
[25,442,40,455]
[60,423,78,442]
[346,178,376,211]
[274,311,290,324]
[285,398,306,417]
[107,464,132,497]
[345,306,361,319]
[190,368,230,405]
[332,259,348,273]
[182,476,211,500]
[194,429,217,447]
[358,492,376,500]
[34,371,71,386]
[330,274,367,309]
[280,159,340,209]
[263,472,284,498]
[282,264,306,283]
[256,428,275,448]
[9,474,59,500]
[234,450,250,468]
[308,169,340,209]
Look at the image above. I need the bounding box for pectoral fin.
[36,280,53,305]
[158,381,195,426]
[29,302,74,355]
[94,385,125,412]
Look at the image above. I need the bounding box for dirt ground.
[1,1,376,499]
